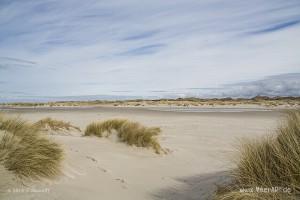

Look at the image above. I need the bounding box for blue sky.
[0,0,300,100]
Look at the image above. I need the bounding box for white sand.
[0,107,282,200]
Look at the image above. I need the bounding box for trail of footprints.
[68,147,128,188]
[85,154,127,188]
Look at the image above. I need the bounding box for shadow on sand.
[152,170,232,200]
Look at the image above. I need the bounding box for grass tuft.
[84,119,127,137]
[215,110,300,199]
[35,117,81,132]
[84,119,163,153]
[0,114,64,180]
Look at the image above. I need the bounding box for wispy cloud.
[122,30,159,41]
[117,44,166,56]
[0,57,37,71]
[0,0,299,98]
[247,19,300,35]
[0,57,36,65]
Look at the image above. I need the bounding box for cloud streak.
[0,57,37,71]
[247,19,300,35]
[122,30,159,41]
[117,44,166,56]
[0,57,36,65]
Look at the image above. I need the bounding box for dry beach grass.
[216,110,300,199]
[35,117,81,132]
[85,119,163,154]
[0,114,64,181]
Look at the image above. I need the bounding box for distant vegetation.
[35,117,81,132]
[85,119,163,154]
[0,96,299,108]
[0,114,64,181]
[216,110,300,199]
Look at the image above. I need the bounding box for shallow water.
[146,107,273,113]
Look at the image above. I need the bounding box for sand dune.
[0,107,282,200]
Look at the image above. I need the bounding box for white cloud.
[0,0,299,99]
[197,73,300,98]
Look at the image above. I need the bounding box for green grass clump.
[0,114,64,180]
[85,119,163,153]
[35,117,81,132]
[216,110,300,200]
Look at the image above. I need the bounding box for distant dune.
[0,96,299,109]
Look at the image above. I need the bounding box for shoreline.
[0,105,284,120]
[0,104,286,112]
[0,103,296,115]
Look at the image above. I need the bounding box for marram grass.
[85,119,128,137]
[215,190,294,200]
[0,114,64,180]
[215,110,300,200]
[85,119,164,153]
[35,117,81,132]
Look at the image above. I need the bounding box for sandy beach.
[1,1,299,199]
[0,107,283,200]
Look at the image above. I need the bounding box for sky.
[0,0,300,101]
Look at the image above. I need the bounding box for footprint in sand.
[85,155,127,188]
[86,156,97,162]
[115,178,127,189]
[97,166,107,173]
[115,178,125,183]
[85,155,127,189]
[69,148,79,153]
[85,156,109,173]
